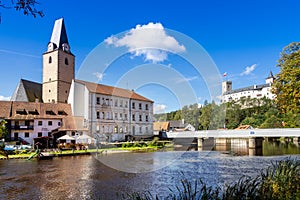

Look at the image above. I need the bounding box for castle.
[221,71,276,103]
[0,18,154,145]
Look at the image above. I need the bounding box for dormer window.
[49,56,52,63]
[62,43,70,53]
[46,110,56,115]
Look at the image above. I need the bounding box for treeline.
[154,96,300,130]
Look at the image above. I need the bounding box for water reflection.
[0,140,299,199]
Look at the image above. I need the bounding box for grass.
[0,140,170,159]
[122,158,300,200]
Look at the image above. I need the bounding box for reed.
[123,158,300,200]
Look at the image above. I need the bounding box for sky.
[0,0,300,113]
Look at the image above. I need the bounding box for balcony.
[11,125,34,130]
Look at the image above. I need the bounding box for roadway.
[165,128,300,138]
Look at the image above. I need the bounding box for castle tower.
[42,18,75,103]
[265,71,275,84]
[222,80,232,94]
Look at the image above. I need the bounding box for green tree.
[0,120,8,139]
[273,42,300,114]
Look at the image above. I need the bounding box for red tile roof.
[75,79,153,103]
[0,101,76,131]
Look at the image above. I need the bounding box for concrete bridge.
[165,128,300,155]
[165,128,300,138]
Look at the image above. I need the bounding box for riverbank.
[0,145,169,160]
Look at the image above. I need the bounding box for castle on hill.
[221,71,275,103]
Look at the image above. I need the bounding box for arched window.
[49,56,52,63]
[65,58,69,65]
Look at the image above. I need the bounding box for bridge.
[165,128,300,138]
[164,128,300,155]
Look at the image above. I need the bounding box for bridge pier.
[197,138,204,151]
[248,137,263,156]
[293,137,299,146]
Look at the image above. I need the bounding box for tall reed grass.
[122,158,299,200]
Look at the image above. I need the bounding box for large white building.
[68,80,154,142]
[222,71,276,103]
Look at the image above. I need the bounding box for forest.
[154,42,300,130]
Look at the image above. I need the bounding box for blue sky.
[0,0,300,113]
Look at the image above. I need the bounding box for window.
[139,127,142,133]
[58,111,67,115]
[25,132,29,138]
[119,127,123,133]
[65,90,68,94]
[38,132,42,137]
[115,99,118,107]
[125,114,128,120]
[96,97,100,104]
[120,113,123,120]
[96,111,100,119]
[14,132,18,139]
[114,126,118,133]
[49,56,52,63]
[38,121,42,126]
[132,102,135,109]
[120,100,123,107]
[145,104,148,110]
[125,101,128,108]
[139,115,142,122]
[102,112,105,119]
[16,109,27,115]
[65,58,69,65]
[28,110,39,115]
[146,115,148,122]
[49,89,51,93]
[48,121,52,126]
[48,132,52,137]
[114,113,118,120]
[46,110,56,115]
[72,132,75,136]
[146,127,148,133]
[132,114,135,121]
[58,122,61,126]
[139,103,142,110]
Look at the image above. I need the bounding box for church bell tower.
[42,18,75,103]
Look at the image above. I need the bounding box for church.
[0,18,154,145]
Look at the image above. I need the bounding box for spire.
[49,18,70,52]
[266,71,274,79]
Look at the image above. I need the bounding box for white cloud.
[176,76,198,83]
[154,104,167,114]
[105,22,186,63]
[241,64,257,76]
[93,72,105,81]
[0,95,11,101]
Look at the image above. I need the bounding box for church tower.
[42,18,75,103]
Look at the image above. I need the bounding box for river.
[0,140,299,199]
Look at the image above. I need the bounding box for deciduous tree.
[273,42,300,113]
[0,0,44,22]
